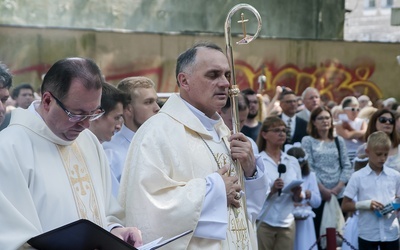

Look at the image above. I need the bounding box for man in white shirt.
[102,76,160,197]
[342,131,400,249]
[0,58,142,249]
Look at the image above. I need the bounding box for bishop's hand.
[217,165,242,208]
[228,133,256,177]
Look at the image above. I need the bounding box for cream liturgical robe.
[119,94,267,250]
[0,106,124,250]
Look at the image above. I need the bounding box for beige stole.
[57,142,103,226]
[206,138,255,249]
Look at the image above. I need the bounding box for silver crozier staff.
[224,3,262,223]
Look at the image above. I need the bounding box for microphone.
[277,164,286,196]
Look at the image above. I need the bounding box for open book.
[28,219,192,250]
[138,230,193,250]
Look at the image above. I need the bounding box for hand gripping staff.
[224,3,262,225]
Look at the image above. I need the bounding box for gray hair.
[301,87,319,100]
[175,42,223,87]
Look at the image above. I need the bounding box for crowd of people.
[0,42,400,250]
[239,81,400,249]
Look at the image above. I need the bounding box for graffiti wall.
[0,26,398,104]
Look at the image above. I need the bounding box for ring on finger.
[234,191,244,200]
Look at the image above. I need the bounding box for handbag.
[319,197,345,249]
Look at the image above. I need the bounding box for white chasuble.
[0,106,124,250]
[57,143,102,226]
[205,138,253,250]
[119,94,262,250]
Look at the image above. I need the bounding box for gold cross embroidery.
[71,164,90,196]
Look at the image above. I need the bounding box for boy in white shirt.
[342,131,400,250]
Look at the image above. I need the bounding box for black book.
[28,219,193,250]
[28,219,137,250]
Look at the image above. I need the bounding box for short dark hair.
[279,89,296,100]
[221,93,249,113]
[0,63,12,89]
[41,58,103,101]
[11,83,34,99]
[101,82,130,115]
[175,42,223,87]
[241,88,256,96]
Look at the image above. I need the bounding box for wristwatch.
[246,168,258,180]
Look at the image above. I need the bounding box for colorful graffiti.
[10,57,383,105]
[11,64,51,82]
[10,63,170,93]
[235,58,383,104]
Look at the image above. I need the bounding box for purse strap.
[334,137,343,170]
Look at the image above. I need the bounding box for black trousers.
[358,237,399,250]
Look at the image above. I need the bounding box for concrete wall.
[0,0,344,39]
[0,26,398,103]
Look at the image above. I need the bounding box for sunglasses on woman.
[378,116,395,125]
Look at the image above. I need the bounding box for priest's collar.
[29,100,43,120]
[180,97,222,141]
[17,100,74,146]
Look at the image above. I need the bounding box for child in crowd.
[287,146,321,250]
[342,131,400,250]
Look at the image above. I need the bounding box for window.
[364,0,376,8]
[381,0,393,8]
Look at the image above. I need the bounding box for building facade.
[345,0,400,42]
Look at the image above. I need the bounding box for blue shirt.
[102,124,135,197]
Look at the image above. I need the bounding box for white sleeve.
[247,136,259,155]
[343,175,358,200]
[195,156,269,238]
[193,173,228,240]
[308,172,322,209]
[244,155,269,222]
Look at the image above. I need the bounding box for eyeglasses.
[49,92,105,122]
[343,107,360,112]
[378,116,395,125]
[267,128,289,134]
[316,116,331,121]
